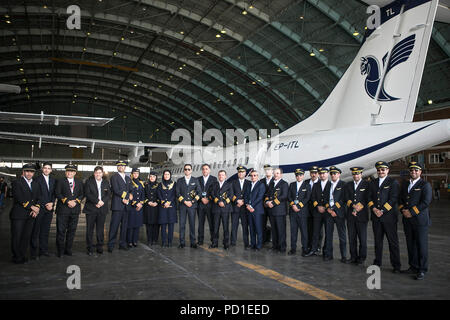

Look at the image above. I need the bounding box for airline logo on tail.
[360,34,416,102]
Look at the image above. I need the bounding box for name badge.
[294,200,299,205]
[202,192,207,197]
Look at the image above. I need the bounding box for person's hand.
[97,200,104,207]
[267,201,274,209]
[184,200,192,208]
[68,200,76,208]
[292,205,300,212]
[219,201,225,208]
[237,199,244,207]
[164,202,170,208]
[136,203,143,211]
[330,210,337,217]
[202,198,209,205]
[122,199,129,205]
[402,209,412,218]
[128,194,133,201]
[352,210,357,217]
[318,206,325,213]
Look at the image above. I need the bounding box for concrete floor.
[0,198,449,300]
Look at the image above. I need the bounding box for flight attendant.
[127,168,145,248]
[144,171,160,246]
[157,170,177,247]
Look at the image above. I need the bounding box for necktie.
[70,181,74,194]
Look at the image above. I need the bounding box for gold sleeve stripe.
[313,201,318,207]
[347,200,352,207]
[166,201,171,206]
[35,204,40,208]
[23,201,29,208]
[121,191,127,199]
[290,201,294,206]
[274,198,280,205]
[325,203,330,208]
[299,202,304,208]
[225,198,230,204]
[132,201,137,206]
[214,198,219,204]
[195,195,200,201]
[178,196,184,202]
[335,202,341,209]
[356,202,364,209]
[412,206,420,215]
[384,203,392,211]
[398,204,404,210]
[62,198,67,204]
[232,196,237,202]
[368,201,374,207]
[76,198,81,203]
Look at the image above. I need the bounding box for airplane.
[0,111,114,127]
[0,0,449,183]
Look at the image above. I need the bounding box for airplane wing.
[0,111,114,127]
[0,131,201,152]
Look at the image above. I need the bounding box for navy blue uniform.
[231,179,251,247]
[197,175,217,245]
[108,172,132,250]
[265,179,289,252]
[176,176,202,246]
[288,181,311,254]
[323,180,347,260]
[55,177,84,255]
[144,181,160,245]
[305,178,322,252]
[127,179,145,245]
[310,180,331,254]
[244,181,266,249]
[260,177,273,243]
[368,176,401,270]
[31,174,56,257]
[10,177,41,263]
[157,181,177,246]
[83,176,111,253]
[399,178,432,273]
[345,179,369,263]
[211,181,234,248]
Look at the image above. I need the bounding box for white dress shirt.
[185,176,191,185]
[203,175,209,186]
[354,179,361,191]
[329,179,339,207]
[119,172,126,182]
[273,179,280,187]
[43,174,50,191]
[266,177,272,186]
[219,181,224,189]
[251,181,257,192]
[239,178,245,190]
[378,176,387,187]
[96,179,102,201]
[23,176,32,190]
[408,177,420,193]
[67,178,74,194]
[296,181,303,192]
[310,178,318,188]
[320,179,328,191]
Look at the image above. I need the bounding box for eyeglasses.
[409,169,420,172]
[184,168,191,171]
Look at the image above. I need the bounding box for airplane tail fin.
[280,0,438,136]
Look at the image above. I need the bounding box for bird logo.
[360,34,416,102]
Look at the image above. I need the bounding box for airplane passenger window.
[233,159,237,166]
[245,157,249,165]
[213,162,216,169]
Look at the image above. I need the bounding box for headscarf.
[162,170,172,187]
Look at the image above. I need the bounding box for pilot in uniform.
[157,170,177,247]
[399,162,432,280]
[306,167,331,257]
[231,166,251,248]
[108,160,132,252]
[260,164,274,244]
[244,170,266,250]
[344,167,369,264]
[127,168,145,248]
[287,168,311,256]
[323,166,347,262]
[305,166,322,254]
[143,171,160,246]
[176,164,202,249]
[196,164,217,246]
[10,163,41,264]
[368,161,401,273]
[265,168,289,253]
[55,164,84,257]
[210,170,234,249]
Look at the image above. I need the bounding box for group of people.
[9,159,432,281]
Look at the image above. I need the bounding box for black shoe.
[39,252,50,257]
[323,256,333,261]
[279,249,286,254]
[56,252,63,258]
[340,258,350,264]
[30,256,38,261]
[108,247,113,253]
[230,243,236,247]
[209,244,218,249]
[127,243,133,248]
[97,248,103,254]
[64,251,72,256]
[401,267,418,274]
[392,268,401,274]
[223,245,229,250]
[415,272,425,280]
[198,241,203,246]
[191,244,198,249]
[288,249,296,255]
[178,244,185,249]
[119,246,129,251]
[132,243,137,247]
[304,250,318,257]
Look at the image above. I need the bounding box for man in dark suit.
[231,166,251,248]
[210,170,234,249]
[84,166,111,255]
[260,164,273,244]
[306,167,331,257]
[10,163,41,264]
[197,164,217,246]
[31,162,56,258]
[108,160,132,252]
[288,168,311,256]
[399,162,433,280]
[305,166,322,253]
[0,176,7,208]
[55,164,84,257]
[344,167,369,264]
[176,164,202,249]
[323,166,347,262]
[245,170,266,250]
[265,168,289,253]
[368,161,401,273]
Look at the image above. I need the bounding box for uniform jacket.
[344,179,369,222]
[157,181,177,224]
[288,180,311,215]
[83,176,111,214]
[55,177,84,215]
[311,180,331,217]
[130,178,145,208]
[264,179,289,216]
[211,180,234,214]
[10,177,41,220]
[176,176,202,208]
[144,181,159,224]
[197,175,217,209]
[326,180,346,218]
[399,178,432,226]
[35,174,56,207]
[368,176,399,222]
[110,172,132,211]
[244,180,266,215]
[231,178,251,213]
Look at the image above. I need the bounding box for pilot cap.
[131,167,140,173]
[237,166,247,173]
[116,160,128,166]
[65,164,77,172]
[329,166,342,174]
[318,167,329,174]
[309,166,319,173]
[375,161,389,169]
[408,162,423,170]
[22,163,36,172]
[350,167,364,175]
[295,168,305,175]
